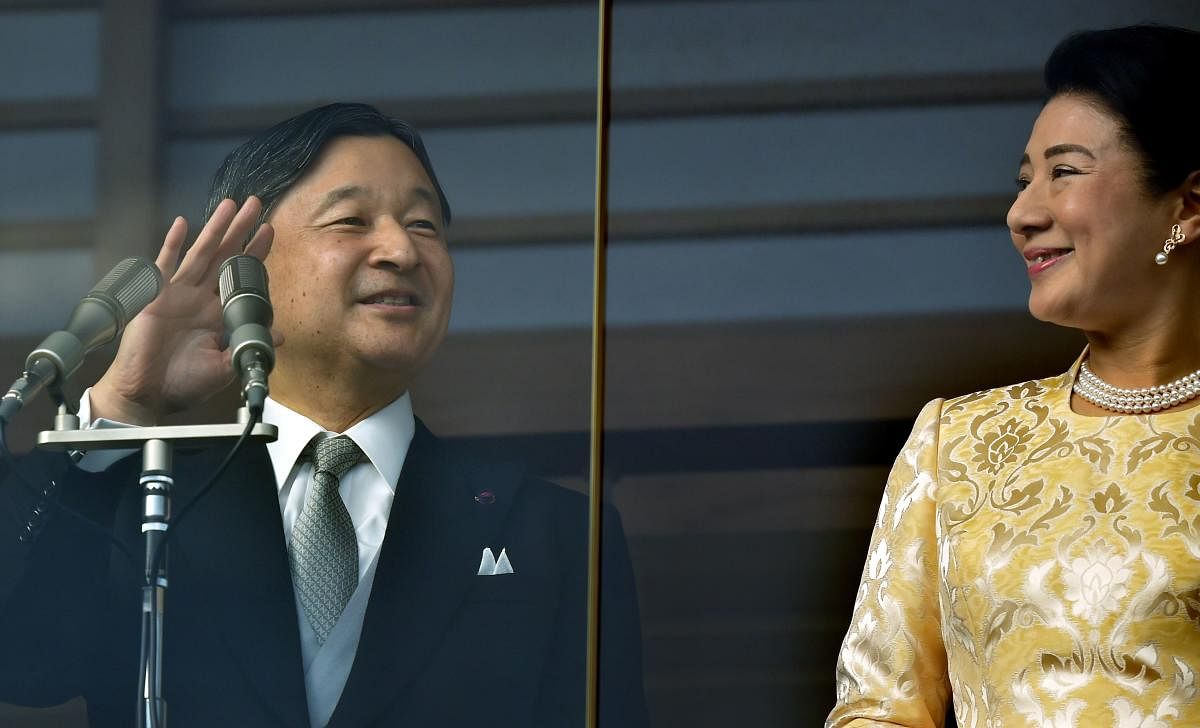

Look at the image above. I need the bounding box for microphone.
[0,257,162,425]
[219,255,274,415]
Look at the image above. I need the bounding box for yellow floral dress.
[827,358,1200,728]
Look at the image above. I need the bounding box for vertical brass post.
[585,0,614,726]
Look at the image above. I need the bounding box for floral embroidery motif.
[973,418,1035,474]
[828,364,1200,728]
[1090,483,1130,513]
[1007,381,1047,400]
[1186,474,1200,502]
[1062,541,1132,623]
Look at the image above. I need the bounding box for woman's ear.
[1176,170,1200,243]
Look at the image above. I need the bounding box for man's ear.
[1176,170,1200,244]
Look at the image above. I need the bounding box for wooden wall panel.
[0,220,92,251]
[0,101,93,131]
[0,699,87,727]
[0,311,1083,450]
[93,0,165,272]
[609,467,889,537]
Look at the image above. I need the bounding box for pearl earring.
[1156,224,1185,265]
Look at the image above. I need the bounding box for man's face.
[264,135,454,384]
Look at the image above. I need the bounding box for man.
[0,103,648,727]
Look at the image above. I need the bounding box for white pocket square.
[477,547,514,576]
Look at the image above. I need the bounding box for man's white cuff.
[73,386,138,472]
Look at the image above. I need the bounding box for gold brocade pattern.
[827,360,1200,728]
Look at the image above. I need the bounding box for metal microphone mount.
[36,408,277,728]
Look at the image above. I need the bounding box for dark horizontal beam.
[409,312,1083,436]
[0,100,94,131]
[613,71,1043,117]
[0,195,1013,252]
[167,72,1042,138]
[170,0,594,17]
[451,194,1014,247]
[450,419,914,478]
[0,0,704,17]
[166,92,595,138]
[612,195,1015,241]
[0,0,575,12]
[169,0,719,18]
[0,312,1084,450]
[1,72,1041,135]
[0,196,1011,252]
[0,219,93,250]
[0,0,93,9]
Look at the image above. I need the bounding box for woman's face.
[1007,94,1178,334]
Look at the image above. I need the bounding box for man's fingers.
[174,198,237,284]
[243,222,274,261]
[203,196,265,283]
[154,217,188,277]
[219,196,263,254]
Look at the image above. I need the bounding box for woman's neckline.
[1056,349,1200,421]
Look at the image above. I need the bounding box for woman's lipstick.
[1024,248,1073,278]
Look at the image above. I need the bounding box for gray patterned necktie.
[290,434,363,645]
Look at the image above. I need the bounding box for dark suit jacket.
[0,421,648,727]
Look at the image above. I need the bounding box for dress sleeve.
[826,398,951,728]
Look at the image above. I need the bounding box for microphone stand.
[36,405,277,728]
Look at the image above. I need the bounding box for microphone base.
[35,421,278,451]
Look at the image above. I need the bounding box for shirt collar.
[262,392,416,493]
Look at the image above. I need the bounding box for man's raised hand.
[90,197,274,425]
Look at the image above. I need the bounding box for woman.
[827,25,1200,728]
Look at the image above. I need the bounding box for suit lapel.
[328,422,522,727]
[177,443,309,728]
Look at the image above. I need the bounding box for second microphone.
[219,255,274,415]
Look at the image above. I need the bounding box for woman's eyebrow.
[1044,143,1095,159]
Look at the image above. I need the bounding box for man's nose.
[371,219,420,270]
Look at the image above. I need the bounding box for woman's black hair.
[1045,24,1200,195]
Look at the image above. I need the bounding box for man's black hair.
[204,102,452,228]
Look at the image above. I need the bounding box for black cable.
[1,396,261,728]
[146,409,260,584]
[140,409,260,728]
[0,421,13,472]
[136,599,152,728]
[0,421,25,533]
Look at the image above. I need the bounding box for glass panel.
[602,2,1197,727]
[0,11,98,101]
[168,7,599,108]
[0,5,601,727]
[0,249,95,335]
[168,6,603,726]
[0,130,95,221]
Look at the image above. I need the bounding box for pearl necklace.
[1074,360,1200,414]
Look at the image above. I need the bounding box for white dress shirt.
[265,394,414,587]
[76,389,416,727]
[265,393,415,727]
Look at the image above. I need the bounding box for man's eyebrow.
[312,184,439,218]
[411,186,438,208]
[1044,143,1095,159]
[312,185,368,218]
